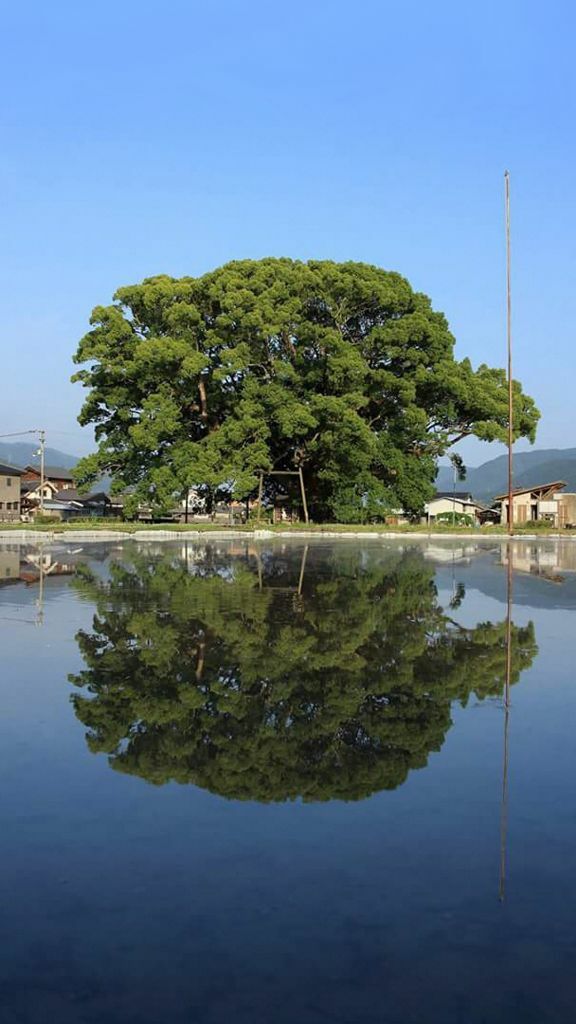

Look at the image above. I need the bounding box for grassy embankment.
[0,520,570,537]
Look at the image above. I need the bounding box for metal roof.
[494,481,567,500]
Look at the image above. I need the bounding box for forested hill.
[0,441,79,470]
[436,448,576,502]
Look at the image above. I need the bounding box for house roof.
[21,479,58,493]
[37,499,83,510]
[57,488,110,505]
[494,481,567,500]
[433,491,476,501]
[0,462,24,476]
[24,464,75,480]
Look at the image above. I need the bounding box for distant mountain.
[436,448,576,503]
[4,439,576,507]
[0,441,79,472]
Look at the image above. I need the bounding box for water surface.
[1,538,575,1023]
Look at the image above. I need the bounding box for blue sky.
[1,0,574,463]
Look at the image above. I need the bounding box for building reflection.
[500,539,576,582]
[0,544,78,626]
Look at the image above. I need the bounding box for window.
[0,502,3,509]
[6,477,11,486]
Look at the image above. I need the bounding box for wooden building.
[494,481,576,527]
[21,464,75,492]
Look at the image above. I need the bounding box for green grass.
[0,519,571,537]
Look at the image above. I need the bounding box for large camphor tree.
[72,259,539,520]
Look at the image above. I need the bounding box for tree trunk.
[198,379,208,422]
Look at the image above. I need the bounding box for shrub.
[435,511,475,527]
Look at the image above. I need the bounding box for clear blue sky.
[1,0,574,464]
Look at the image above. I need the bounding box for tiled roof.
[21,479,57,493]
[58,489,110,504]
[431,492,479,503]
[25,465,75,479]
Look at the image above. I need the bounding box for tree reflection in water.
[69,545,537,802]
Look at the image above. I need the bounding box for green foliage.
[449,452,467,481]
[329,476,394,524]
[73,259,539,519]
[515,517,555,530]
[69,545,537,802]
[435,511,475,526]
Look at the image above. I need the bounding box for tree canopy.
[72,259,539,519]
[68,544,537,801]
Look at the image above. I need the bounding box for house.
[21,464,75,492]
[494,481,576,526]
[25,489,120,521]
[424,491,484,522]
[20,478,60,513]
[557,492,576,528]
[28,498,85,521]
[0,463,24,521]
[57,489,121,517]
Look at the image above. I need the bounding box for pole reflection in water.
[499,540,513,902]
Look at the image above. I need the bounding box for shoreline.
[1,527,575,544]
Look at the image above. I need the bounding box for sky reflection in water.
[1,538,575,1024]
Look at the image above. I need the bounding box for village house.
[25,489,120,522]
[21,464,75,492]
[57,489,119,516]
[20,478,60,514]
[495,481,576,527]
[0,463,23,522]
[424,491,484,523]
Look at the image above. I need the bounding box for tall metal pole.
[505,171,514,535]
[39,429,46,515]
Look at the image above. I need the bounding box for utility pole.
[505,171,514,535]
[0,428,46,519]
